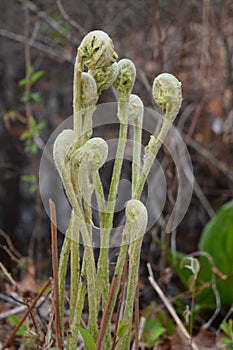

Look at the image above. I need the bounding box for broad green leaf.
[199,200,233,306]
[220,321,233,338]
[77,325,96,350]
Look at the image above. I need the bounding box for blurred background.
[0,0,232,288]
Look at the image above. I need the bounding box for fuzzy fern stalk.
[128,94,144,194]
[52,28,183,349]
[116,200,148,349]
[133,73,182,199]
[96,58,136,306]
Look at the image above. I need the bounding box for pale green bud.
[81,72,98,107]
[72,137,108,172]
[152,73,182,122]
[53,129,76,176]
[128,94,144,125]
[113,59,136,99]
[125,199,148,235]
[78,30,118,70]
[89,62,118,95]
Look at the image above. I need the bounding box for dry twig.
[49,199,63,349]
[56,0,87,35]
[96,274,120,350]
[111,252,128,350]
[0,262,17,287]
[0,229,22,259]
[0,29,72,62]
[151,0,165,70]
[147,263,199,350]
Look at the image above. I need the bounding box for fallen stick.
[147,263,199,350]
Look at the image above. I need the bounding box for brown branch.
[0,262,17,287]
[25,299,39,343]
[111,252,128,350]
[2,278,51,349]
[151,0,165,70]
[147,263,199,350]
[56,0,87,35]
[96,273,120,350]
[23,0,32,125]
[0,29,72,62]
[0,229,22,259]
[185,96,206,145]
[26,0,79,45]
[0,305,26,320]
[0,244,20,264]
[186,136,233,182]
[49,199,63,349]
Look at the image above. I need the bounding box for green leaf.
[221,338,233,345]
[25,141,37,154]
[18,78,27,87]
[8,314,20,325]
[199,200,233,306]
[31,92,41,103]
[8,315,26,336]
[77,325,96,350]
[21,175,37,183]
[34,121,45,134]
[30,143,37,154]
[29,117,36,128]
[151,326,166,341]
[20,130,31,140]
[117,320,128,339]
[29,185,36,194]
[16,324,27,336]
[31,70,44,84]
[221,321,233,338]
